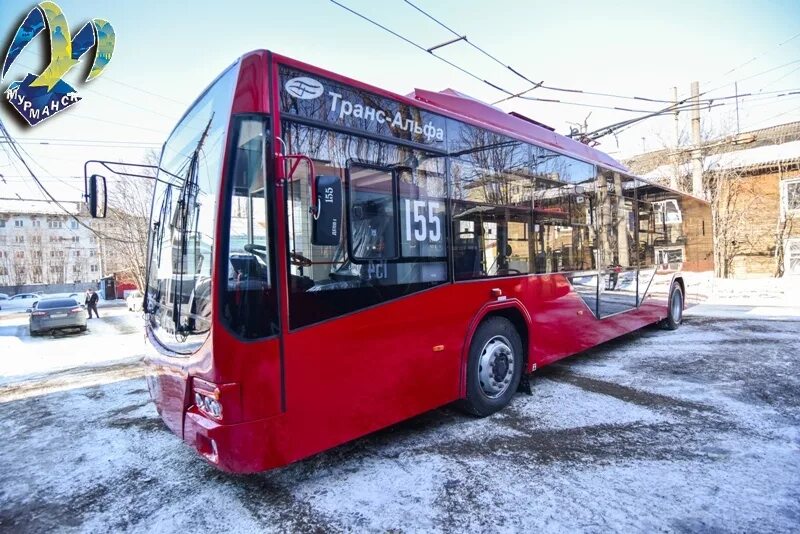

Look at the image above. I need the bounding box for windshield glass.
[145,64,238,354]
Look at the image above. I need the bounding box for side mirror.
[312,175,342,246]
[86,174,108,218]
[26,308,31,313]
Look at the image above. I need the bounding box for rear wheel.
[458,317,523,417]
[662,282,684,330]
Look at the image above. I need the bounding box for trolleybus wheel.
[459,316,523,417]
[662,282,683,331]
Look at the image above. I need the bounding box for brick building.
[626,121,800,278]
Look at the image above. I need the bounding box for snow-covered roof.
[708,140,800,171]
[0,199,82,216]
[642,140,800,180]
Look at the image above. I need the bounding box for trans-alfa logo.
[285,77,324,100]
[1,1,115,126]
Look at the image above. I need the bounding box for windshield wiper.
[171,116,213,339]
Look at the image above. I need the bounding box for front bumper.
[182,408,288,473]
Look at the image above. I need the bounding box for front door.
[276,122,457,461]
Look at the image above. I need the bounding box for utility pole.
[691,81,703,198]
[671,86,680,190]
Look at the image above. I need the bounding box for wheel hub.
[478,335,515,399]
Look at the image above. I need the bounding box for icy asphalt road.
[0,306,798,533]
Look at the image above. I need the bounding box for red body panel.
[144,50,690,473]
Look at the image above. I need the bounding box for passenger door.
[278,123,455,460]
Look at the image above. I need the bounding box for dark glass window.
[284,123,447,329]
[348,165,397,260]
[449,128,534,279]
[398,168,447,258]
[531,147,597,274]
[221,117,279,339]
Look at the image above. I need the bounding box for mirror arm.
[83,159,183,186]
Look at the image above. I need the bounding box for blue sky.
[1,0,799,201]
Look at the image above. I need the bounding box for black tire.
[662,281,684,330]
[458,316,524,417]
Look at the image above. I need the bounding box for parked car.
[126,290,143,312]
[29,297,88,336]
[0,293,8,310]
[5,293,40,310]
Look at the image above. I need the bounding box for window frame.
[345,161,401,264]
[781,177,800,219]
[217,113,280,342]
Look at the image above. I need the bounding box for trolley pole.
[690,81,703,198]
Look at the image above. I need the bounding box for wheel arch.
[459,299,531,398]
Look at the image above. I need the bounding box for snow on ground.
[0,303,799,532]
[0,304,145,388]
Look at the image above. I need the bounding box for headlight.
[194,391,222,419]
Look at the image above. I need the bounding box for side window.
[448,128,533,280]
[531,149,596,274]
[221,116,278,339]
[398,168,446,259]
[284,123,448,329]
[348,165,397,261]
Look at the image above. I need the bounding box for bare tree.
[100,150,158,289]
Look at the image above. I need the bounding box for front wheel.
[458,317,523,417]
[662,282,684,330]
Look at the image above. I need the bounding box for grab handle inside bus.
[85,174,108,218]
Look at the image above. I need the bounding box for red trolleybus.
[137,51,712,472]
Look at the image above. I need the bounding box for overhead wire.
[0,118,128,242]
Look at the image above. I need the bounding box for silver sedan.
[29,298,88,336]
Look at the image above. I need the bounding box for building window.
[71,236,80,242]
[90,250,96,257]
[90,264,98,272]
[14,236,24,243]
[785,238,800,276]
[14,220,23,228]
[0,220,5,228]
[70,220,78,229]
[782,178,800,218]
[31,236,41,244]
[74,250,80,257]
[0,267,7,275]
[15,251,24,259]
[48,220,63,229]
[652,199,683,224]
[33,220,41,228]
[73,265,82,273]
[50,265,60,273]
